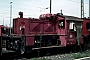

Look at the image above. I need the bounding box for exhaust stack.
[19,12,23,18]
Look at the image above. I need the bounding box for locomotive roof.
[63,15,83,21]
[13,13,83,22]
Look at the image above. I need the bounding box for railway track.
[1,50,18,60]
[0,48,20,60]
[0,46,83,60]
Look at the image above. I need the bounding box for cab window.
[69,22,76,31]
[59,20,65,28]
[86,22,90,30]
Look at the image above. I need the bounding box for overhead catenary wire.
[0,0,88,12]
[0,0,89,17]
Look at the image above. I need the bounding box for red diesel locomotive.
[0,12,90,55]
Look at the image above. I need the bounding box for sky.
[0,0,89,26]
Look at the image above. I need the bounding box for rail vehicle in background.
[0,12,90,55]
[0,25,12,55]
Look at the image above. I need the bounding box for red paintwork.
[66,21,77,46]
[56,17,77,46]
[13,17,57,46]
[57,19,67,46]
[40,14,52,19]
[43,20,56,34]
[13,18,18,34]
[13,18,56,35]
[26,36,34,46]
[29,19,41,34]
[0,25,2,36]
[82,19,90,35]
[57,16,65,20]
[13,13,83,47]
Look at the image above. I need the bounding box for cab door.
[57,19,67,46]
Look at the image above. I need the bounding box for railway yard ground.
[1,47,90,60]
[27,49,90,60]
[13,49,90,60]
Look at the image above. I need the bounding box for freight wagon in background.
[0,12,90,55]
[82,18,90,49]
